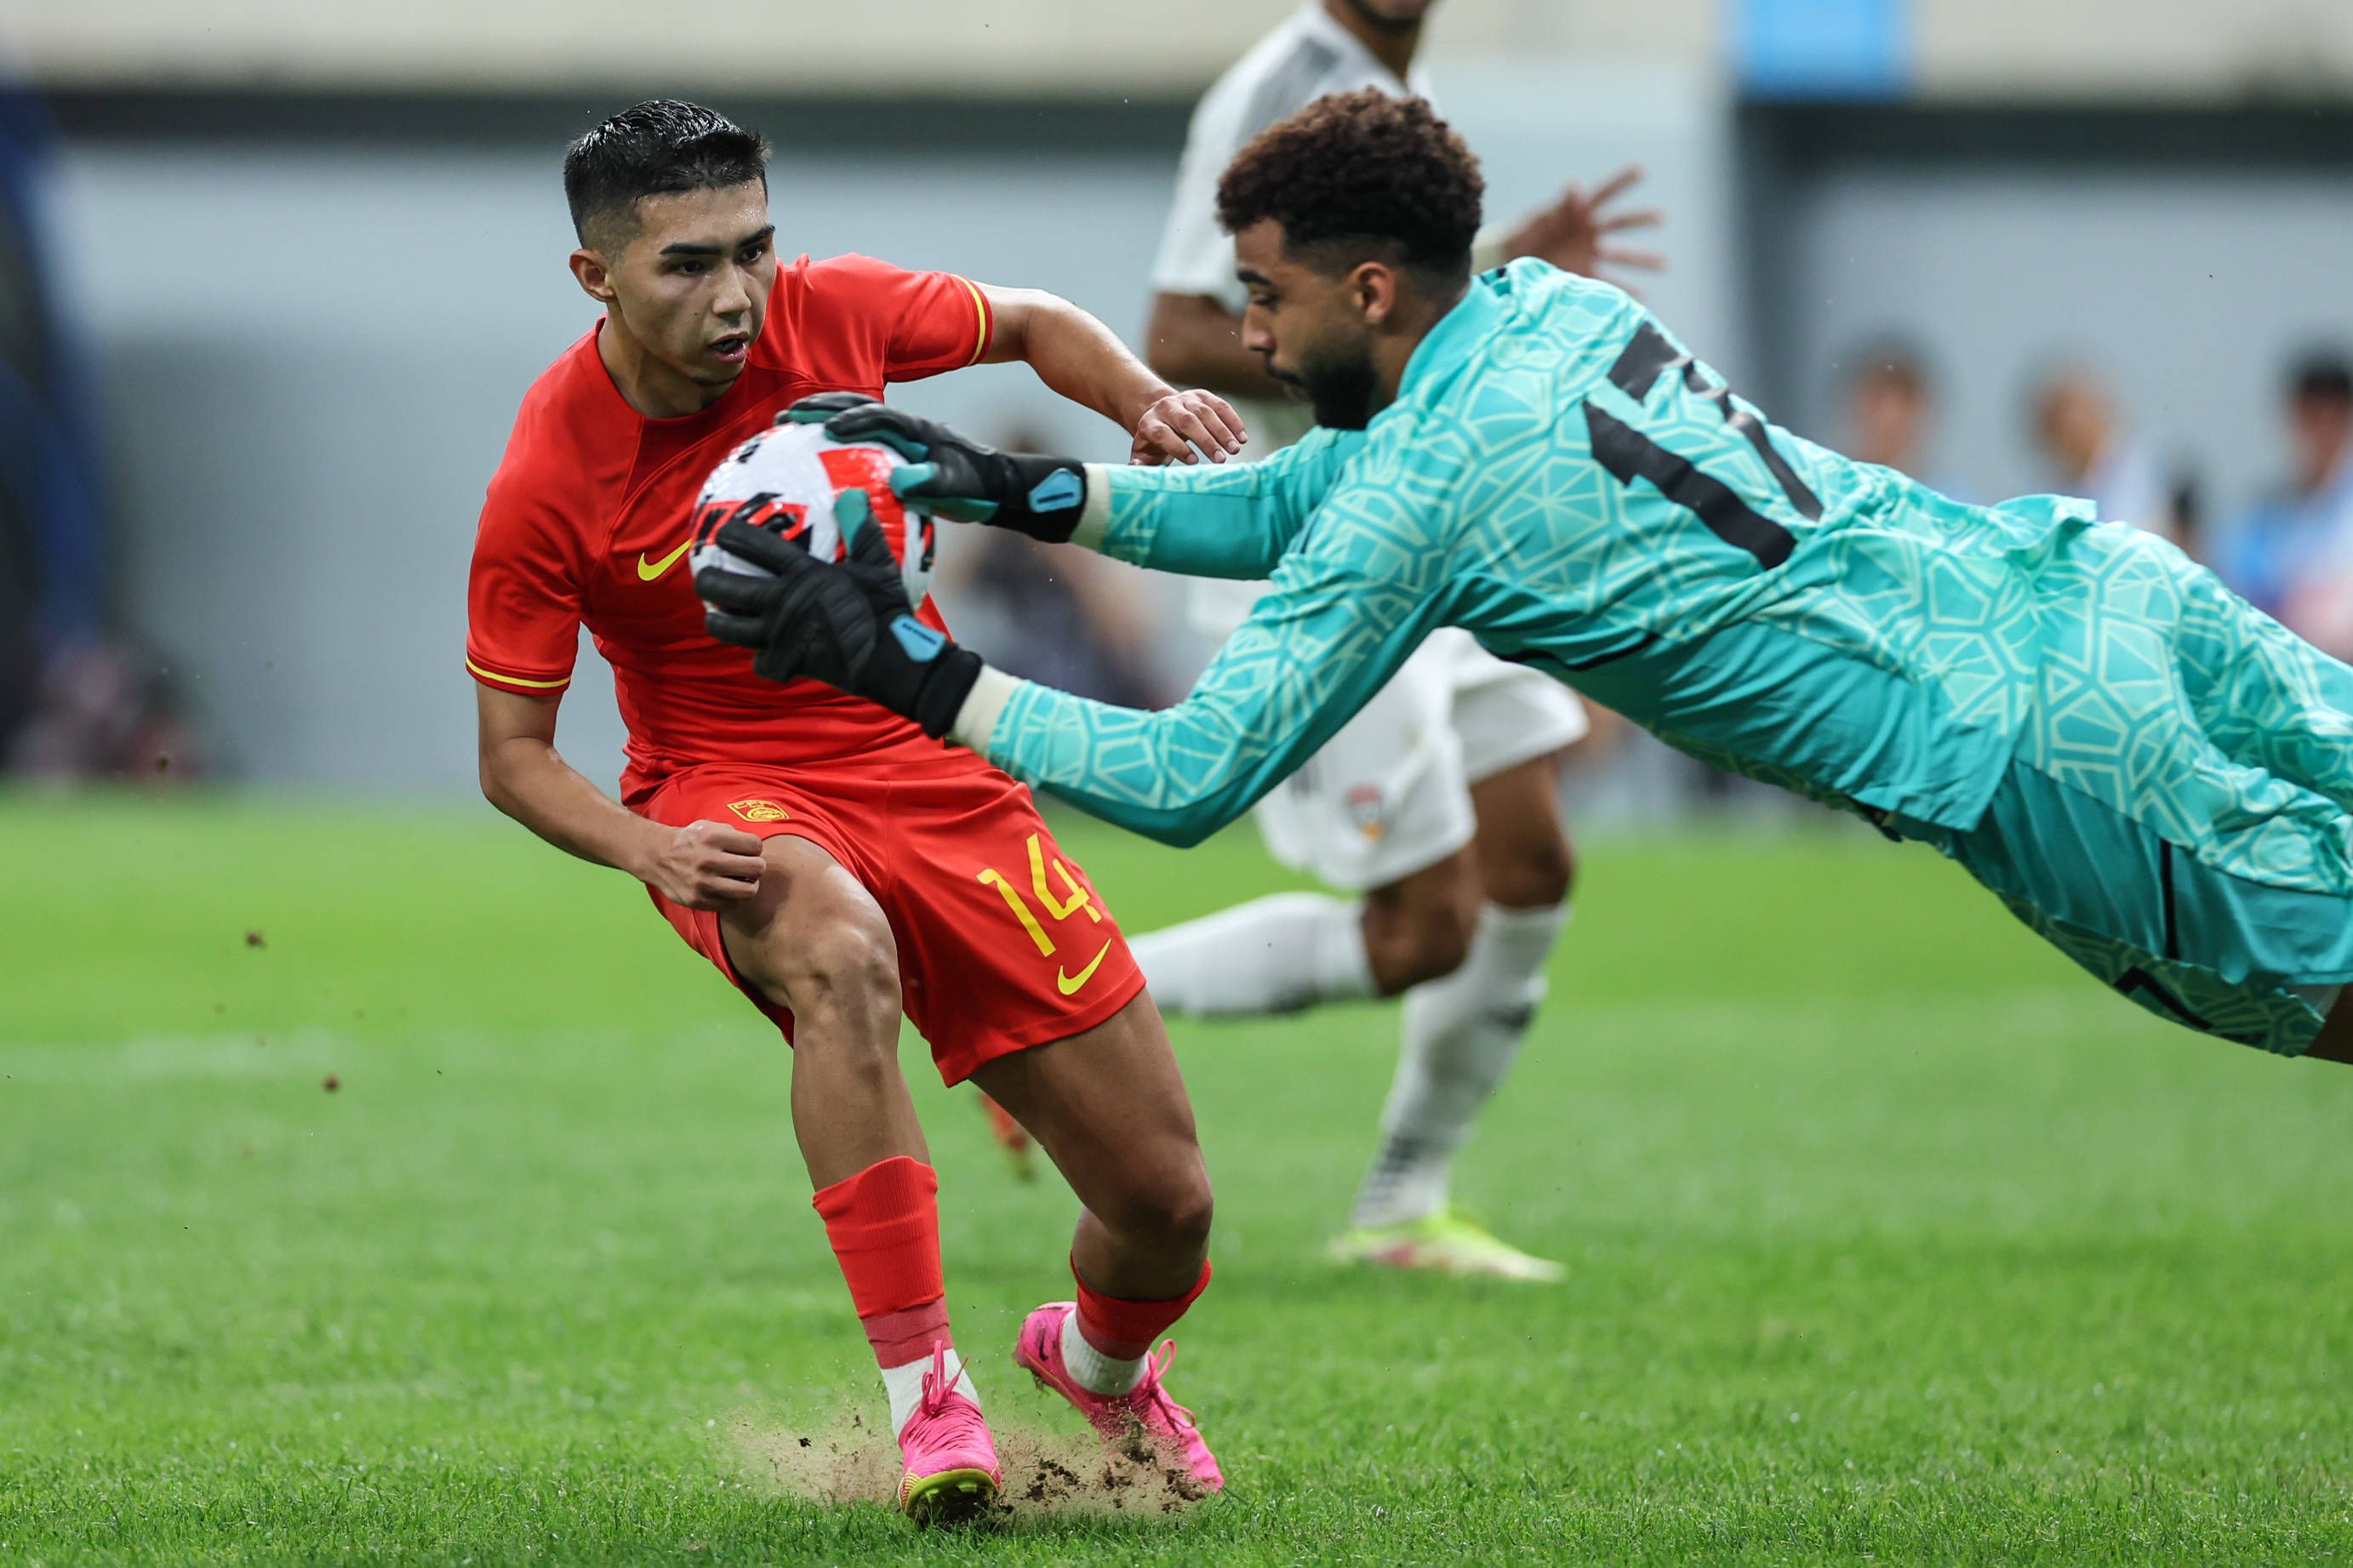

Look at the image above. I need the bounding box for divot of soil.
[722,1402,1212,1519]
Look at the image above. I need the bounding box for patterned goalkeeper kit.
[972,259,2353,1057]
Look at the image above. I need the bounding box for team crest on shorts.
[727,798,791,823]
[1346,784,1388,841]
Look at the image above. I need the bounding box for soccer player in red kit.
[466,101,1244,1522]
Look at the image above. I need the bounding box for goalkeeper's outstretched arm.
[802,396,1361,581]
[698,466,1446,846]
[948,489,1443,846]
[1065,429,1362,579]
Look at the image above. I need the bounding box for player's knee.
[1102,1155,1214,1257]
[764,917,901,1039]
[1162,1167,1216,1255]
[1488,832,1574,909]
[1363,888,1479,994]
[1151,1173,1216,1259]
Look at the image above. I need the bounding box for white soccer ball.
[690,415,937,610]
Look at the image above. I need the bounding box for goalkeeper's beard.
[1283,340,1384,431]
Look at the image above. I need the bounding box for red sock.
[1071,1255,1212,1360]
[813,1156,950,1367]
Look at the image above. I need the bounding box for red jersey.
[465,253,992,802]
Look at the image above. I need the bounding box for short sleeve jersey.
[465,253,991,801]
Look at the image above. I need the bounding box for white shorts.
[1251,629,1589,892]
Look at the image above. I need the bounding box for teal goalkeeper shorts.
[1899,757,2353,1057]
[1884,523,2353,1058]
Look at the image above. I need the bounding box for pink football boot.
[895,1343,1001,1525]
[1014,1301,1224,1493]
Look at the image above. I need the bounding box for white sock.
[880,1347,979,1436]
[1059,1309,1145,1396]
[1128,892,1377,1017]
[1351,901,1570,1229]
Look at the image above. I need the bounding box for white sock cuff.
[1480,899,1569,978]
[882,1347,977,1437]
[1059,1308,1145,1395]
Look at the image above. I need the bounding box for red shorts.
[636,751,1145,1086]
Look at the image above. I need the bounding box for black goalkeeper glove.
[696,492,982,739]
[783,392,1090,543]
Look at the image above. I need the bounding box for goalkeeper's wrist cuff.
[1069,465,1113,551]
[911,645,985,741]
[992,453,1090,543]
[947,664,1025,754]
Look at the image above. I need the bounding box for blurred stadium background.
[10,7,2353,1559]
[7,0,2352,798]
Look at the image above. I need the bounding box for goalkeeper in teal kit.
[700,90,2353,1064]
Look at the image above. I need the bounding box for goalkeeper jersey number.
[987,261,2037,841]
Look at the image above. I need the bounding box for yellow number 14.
[978,835,1103,958]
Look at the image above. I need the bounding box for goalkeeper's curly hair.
[1215,89,1484,286]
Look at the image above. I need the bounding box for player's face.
[597,181,776,391]
[1234,219,1385,430]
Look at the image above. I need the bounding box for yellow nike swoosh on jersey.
[637,539,693,581]
[1056,941,1113,996]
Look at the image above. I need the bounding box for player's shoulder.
[1490,259,1646,339]
[779,250,943,306]
[1192,9,1355,143]
[763,252,944,346]
[1468,261,1659,395]
[1374,264,1646,468]
[758,251,966,383]
[481,328,631,532]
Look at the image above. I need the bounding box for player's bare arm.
[474,684,764,909]
[974,283,1246,465]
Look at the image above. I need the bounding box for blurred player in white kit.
[1128,0,1664,1280]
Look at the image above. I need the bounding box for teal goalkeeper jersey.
[972,259,2096,847]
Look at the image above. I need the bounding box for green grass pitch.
[3,792,2349,1565]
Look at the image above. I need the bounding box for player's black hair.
[2289,351,2353,406]
[563,100,769,248]
[1215,89,1483,288]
